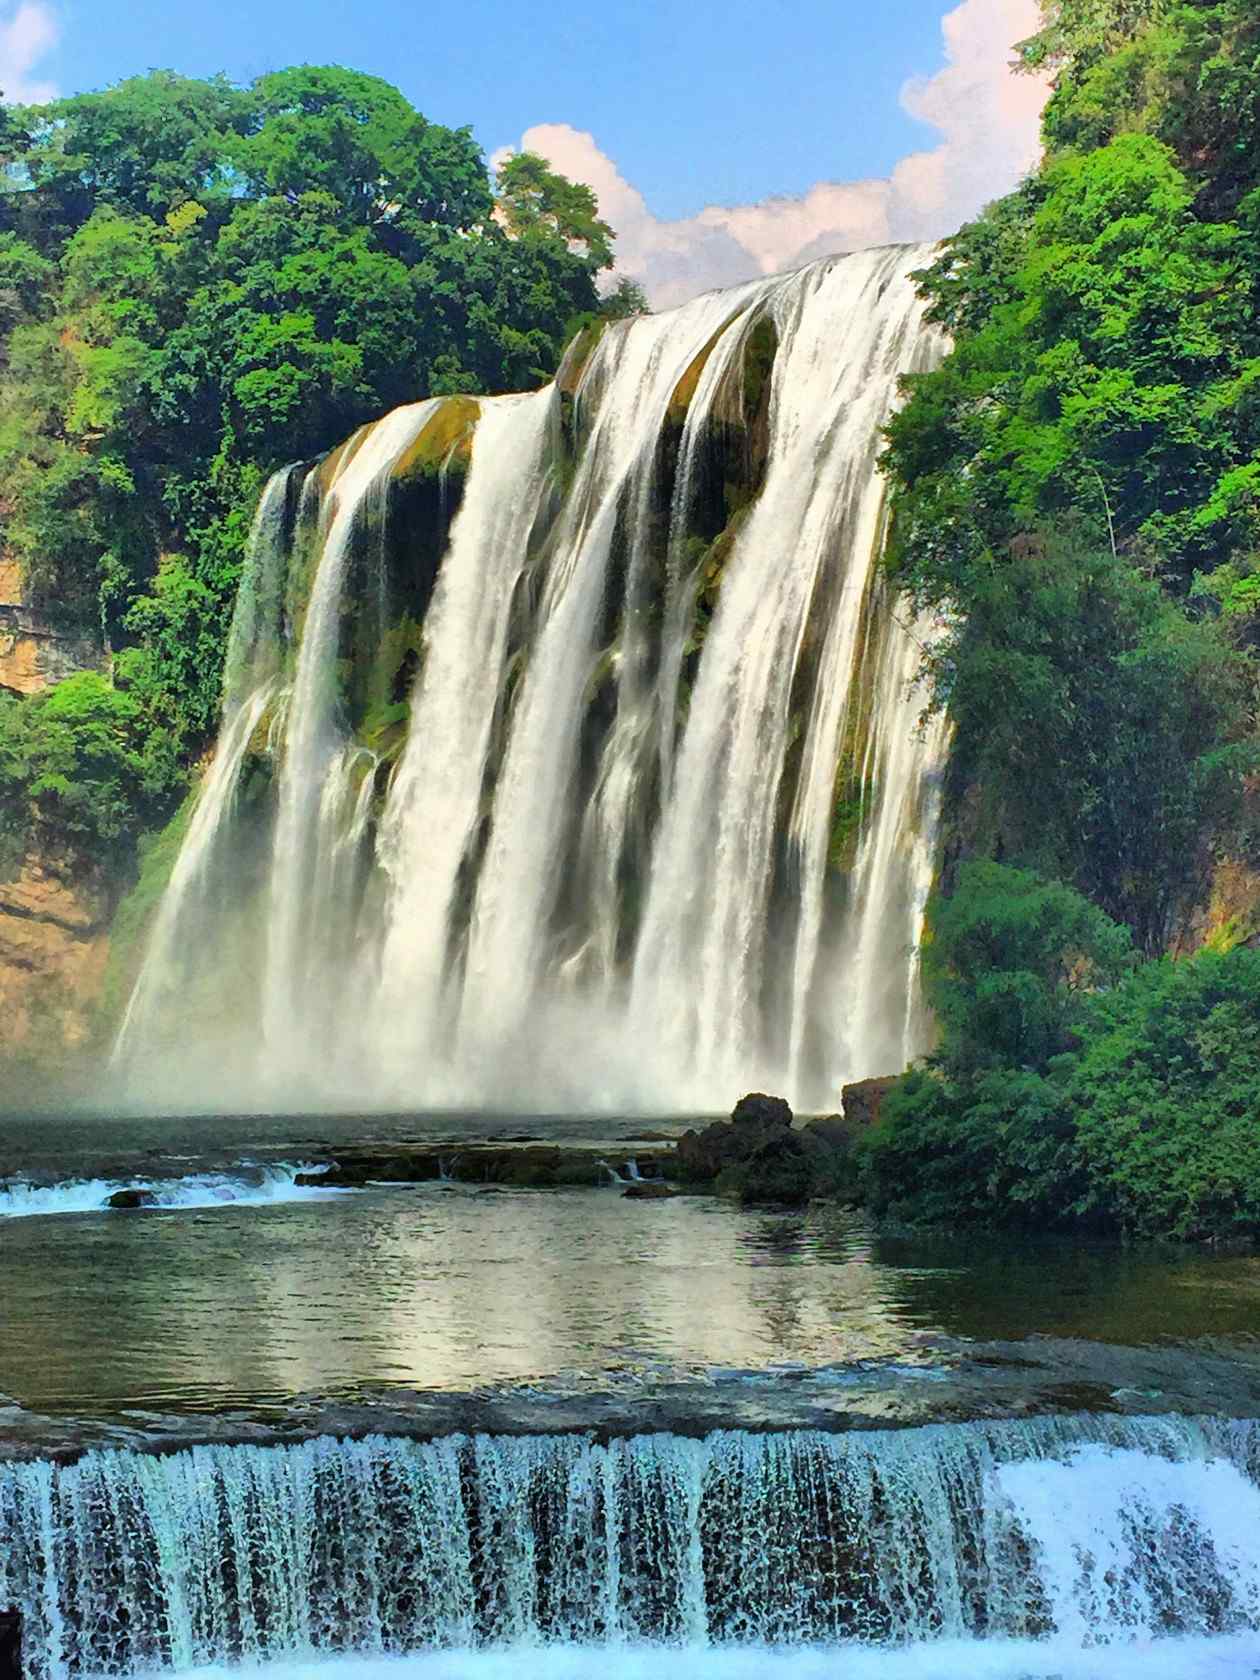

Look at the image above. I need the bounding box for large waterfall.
[114,246,947,1112]
[4,1417,1260,1678]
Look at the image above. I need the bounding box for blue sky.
[3,0,1049,304]
[48,0,972,220]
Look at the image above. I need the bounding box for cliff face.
[0,855,110,1095]
[0,558,102,697]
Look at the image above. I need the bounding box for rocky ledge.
[296,1142,673,1192]
[299,1085,891,1205]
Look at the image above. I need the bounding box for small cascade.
[2,1417,1259,1678]
[116,245,952,1112]
[0,1161,336,1219]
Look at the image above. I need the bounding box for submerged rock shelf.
[295,1142,673,1190]
[4,1337,1260,1468]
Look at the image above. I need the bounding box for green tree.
[0,673,183,867]
[924,861,1133,1074]
[1072,947,1260,1238]
[0,65,614,797]
[495,151,614,270]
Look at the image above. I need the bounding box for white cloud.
[497,0,1050,308]
[0,1,58,104]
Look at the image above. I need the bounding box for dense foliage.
[860,865,1260,1240]
[0,67,619,871]
[0,672,178,871]
[871,0,1260,1241]
[884,2,1260,941]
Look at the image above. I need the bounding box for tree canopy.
[0,67,623,869]
[865,0,1260,1242]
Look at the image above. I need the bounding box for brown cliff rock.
[840,1075,898,1130]
[0,855,111,1083]
[0,558,102,696]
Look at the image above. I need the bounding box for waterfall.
[375,389,557,1076]
[113,470,298,1065]
[627,249,940,1102]
[261,402,439,1075]
[3,1416,1260,1678]
[116,245,950,1112]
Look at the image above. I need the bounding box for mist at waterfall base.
[111,247,945,1116]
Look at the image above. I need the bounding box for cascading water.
[3,1417,1260,1679]
[112,469,299,1063]
[116,245,949,1112]
[261,402,440,1073]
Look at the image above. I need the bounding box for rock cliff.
[0,855,110,1097]
[0,559,102,697]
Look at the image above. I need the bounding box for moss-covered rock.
[555,321,606,397]
[391,397,479,485]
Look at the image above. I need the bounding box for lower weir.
[3,1416,1260,1677]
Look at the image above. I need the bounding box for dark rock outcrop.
[676,1091,793,1182]
[0,1605,22,1680]
[622,1181,674,1200]
[736,1131,815,1206]
[841,1076,898,1130]
[106,1188,157,1210]
[731,1092,793,1130]
[676,1092,860,1206]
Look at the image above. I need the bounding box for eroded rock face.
[841,1076,898,1131]
[0,856,111,1079]
[0,558,101,697]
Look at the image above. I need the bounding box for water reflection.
[2,1185,1257,1420]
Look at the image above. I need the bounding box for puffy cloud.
[498,0,1050,308]
[0,1,58,104]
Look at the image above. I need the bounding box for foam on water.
[88,1633,1260,1680]
[0,1162,337,1219]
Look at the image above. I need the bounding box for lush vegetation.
[0,66,624,875]
[860,863,1260,1240]
[869,0,1260,1241]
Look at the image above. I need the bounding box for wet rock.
[841,1076,898,1130]
[735,1131,814,1207]
[802,1113,851,1150]
[106,1188,157,1210]
[0,1604,22,1680]
[622,1182,674,1200]
[731,1092,793,1131]
[676,1092,793,1182]
[297,1144,668,1191]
